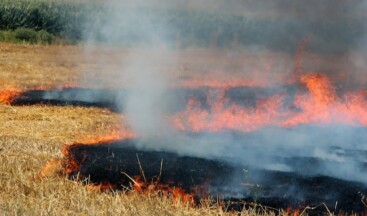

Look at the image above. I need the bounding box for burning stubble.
[52,0,367,209]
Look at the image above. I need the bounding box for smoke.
[78,0,367,198]
[82,0,179,139]
[123,47,175,139]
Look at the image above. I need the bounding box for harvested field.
[1,42,366,215]
[0,43,283,215]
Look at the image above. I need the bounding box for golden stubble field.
[3,42,366,215]
[0,42,290,216]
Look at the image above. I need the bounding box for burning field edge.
[1,43,367,215]
[2,72,367,214]
[55,138,367,215]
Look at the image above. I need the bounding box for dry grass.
[0,103,271,215]
[5,42,366,215]
[0,43,80,89]
[0,108,279,216]
[0,42,286,215]
[1,42,363,90]
[2,41,366,215]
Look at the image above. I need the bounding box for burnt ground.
[64,140,367,214]
[12,86,367,213]
[10,88,122,111]
[9,84,358,113]
[8,75,367,114]
[10,86,296,112]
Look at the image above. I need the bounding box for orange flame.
[0,86,22,105]
[285,206,302,216]
[0,84,82,105]
[61,146,84,175]
[285,73,367,127]
[171,87,285,133]
[72,130,136,146]
[283,73,339,127]
[172,73,367,132]
[61,129,136,174]
[132,176,195,205]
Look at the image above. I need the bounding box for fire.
[132,176,195,205]
[0,84,79,105]
[285,73,367,127]
[285,206,302,216]
[78,174,195,205]
[61,130,136,174]
[283,73,339,127]
[61,145,84,175]
[72,130,136,145]
[301,73,338,106]
[171,89,284,132]
[0,86,22,105]
[172,72,367,132]
[61,128,196,205]
[344,90,367,125]
[4,38,365,213]
[62,139,195,205]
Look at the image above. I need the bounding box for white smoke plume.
[79,0,367,188]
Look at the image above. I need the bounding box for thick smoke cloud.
[80,0,367,192]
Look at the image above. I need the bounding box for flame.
[283,73,339,127]
[61,145,85,175]
[172,73,367,132]
[285,206,302,216]
[285,73,367,127]
[171,87,285,132]
[61,132,195,205]
[0,86,22,105]
[0,84,80,105]
[132,176,195,205]
[71,174,196,204]
[72,129,136,145]
[344,90,367,125]
[61,129,136,174]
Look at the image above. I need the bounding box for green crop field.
[0,0,365,52]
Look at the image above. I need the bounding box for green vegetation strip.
[0,28,54,44]
[0,0,365,52]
